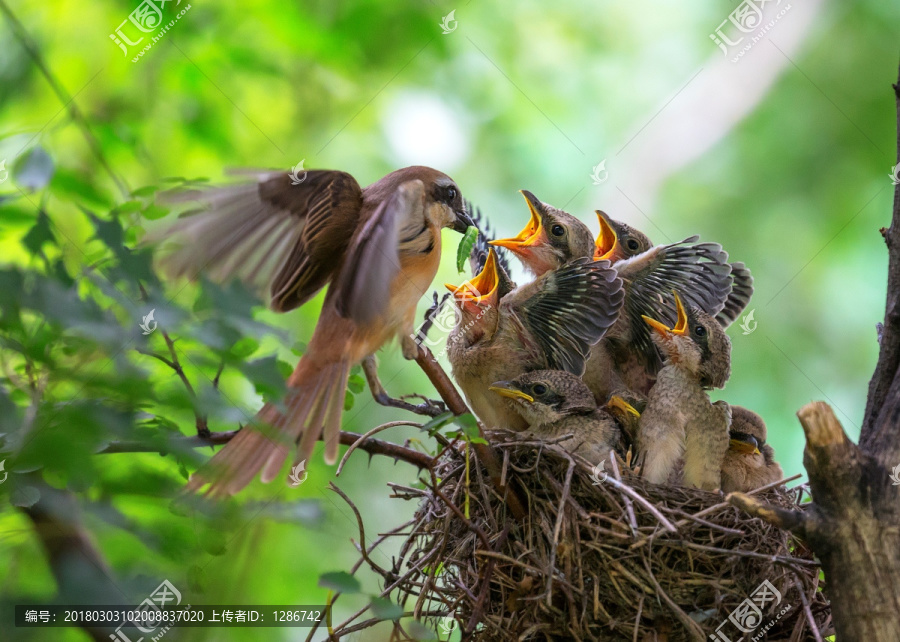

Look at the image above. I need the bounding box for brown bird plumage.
[637,292,733,490]
[720,405,784,493]
[489,370,622,462]
[445,248,624,431]
[151,166,472,496]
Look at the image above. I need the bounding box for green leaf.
[229,337,260,359]
[455,226,478,272]
[142,204,170,220]
[318,571,361,594]
[22,211,56,255]
[407,620,439,641]
[344,390,354,410]
[13,146,55,190]
[10,486,41,508]
[132,185,159,197]
[347,373,365,394]
[369,597,403,621]
[240,356,287,398]
[422,411,454,436]
[453,413,481,440]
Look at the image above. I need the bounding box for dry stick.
[98,428,435,469]
[465,524,511,639]
[794,571,825,642]
[608,452,639,535]
[601,476,678,534]
[641,558,706,642]
[335,420,424,475]
[415,345,527,521]
[546,458,576,606]
[630,473,803,550]
[329,482,394,581]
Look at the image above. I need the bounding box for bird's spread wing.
[149,170,363,312]
[507,258,625,375]
[616,237,734,370]
[716,261,753,327]
[333,179,420,325]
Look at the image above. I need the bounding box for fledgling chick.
[637,292,732,490]
[490,194,735,404]
[150,166,473,495]
[446,250,624,431]
[593,210,753,327]
[490,190,596,278]
[720,406,784,493]
[489,371,621,462]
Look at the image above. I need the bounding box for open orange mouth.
[490,191,546,252]
[593,210,618,261]
[446,248,500,305]
[642,291,688,337]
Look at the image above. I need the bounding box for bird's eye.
[626,239,640,251]
[446,187,457,201]
[551,224,565,237]
[695,325,706,337]
[532,384,547,395]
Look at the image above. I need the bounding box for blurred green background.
[0,0,897,639]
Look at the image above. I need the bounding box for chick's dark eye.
[626,239,640,251]
[551,224,565,237]
[446,187,457,202]
[695,325,706,337]
[532,384,547,395]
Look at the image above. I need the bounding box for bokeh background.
[0,0,897,639]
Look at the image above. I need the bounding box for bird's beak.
[490,190,547,252]
[642,291,689,337]
[607,395,640,418]
[489,381,534,403]
[445,248,500,306]
[593,210,619,261]
[452,207,475,234]
[729,438,761,455]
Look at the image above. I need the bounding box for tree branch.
[726,491,808,537]
[415,345,527,521]
[97,428,435,470]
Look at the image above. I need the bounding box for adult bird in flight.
[150,166,473,496]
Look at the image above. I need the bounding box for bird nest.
[338,433,831,641]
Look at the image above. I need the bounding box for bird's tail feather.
[184,357,351,497]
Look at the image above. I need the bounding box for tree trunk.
[731,62,900,640]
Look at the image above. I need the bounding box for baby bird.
[720,406,784,493]
[594,210,753,327]
[490,190,596,277]
[490,193,735,403]
[637,292,733,490]
[446,249,623,431]
[489,370,621,462]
